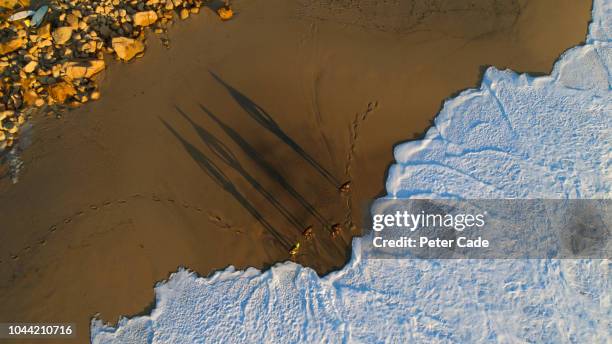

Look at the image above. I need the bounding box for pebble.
[179,8,189,20]
[217,6,233,20]
[23,60,37,73]
[62,60,105,80]
[52,26,74,45]
[112,37,144,61]
[133,10,158,26]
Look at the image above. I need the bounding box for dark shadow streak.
[160,119,291,249]
[199,104,330,228]
[174,107,305,234]
[209,71,341,187]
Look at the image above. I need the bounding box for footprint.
[13,192,213,275]
[207,212,232,229]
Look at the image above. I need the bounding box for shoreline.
[0,0,594,342]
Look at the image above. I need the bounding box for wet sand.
[0,0,592,342]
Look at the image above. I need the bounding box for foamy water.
[91,0,611,342]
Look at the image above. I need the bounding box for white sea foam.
[91,1,612,342]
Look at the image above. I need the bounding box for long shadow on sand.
[160,118,291,249]
[198,104,330,229]
[174,106,307,234]
[209,71,341,188]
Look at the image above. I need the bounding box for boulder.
[111,37,144,61]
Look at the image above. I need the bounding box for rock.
[111,37,144,61]
[37,23,51,39]
[0,111,13,121]
[0,0,28,10]
[52,27,73,45]
[23,89,39,105]
[66,13,79,29]
[133,10,158,26]
[62,59,105,80]
[48,82,77,103]
[23,60,37,73]
[80,41,97,54]
[179,8,189,20]
[217,6,233,20]
[0,37,24,55]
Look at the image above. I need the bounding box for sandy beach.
[0,0,592,342]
